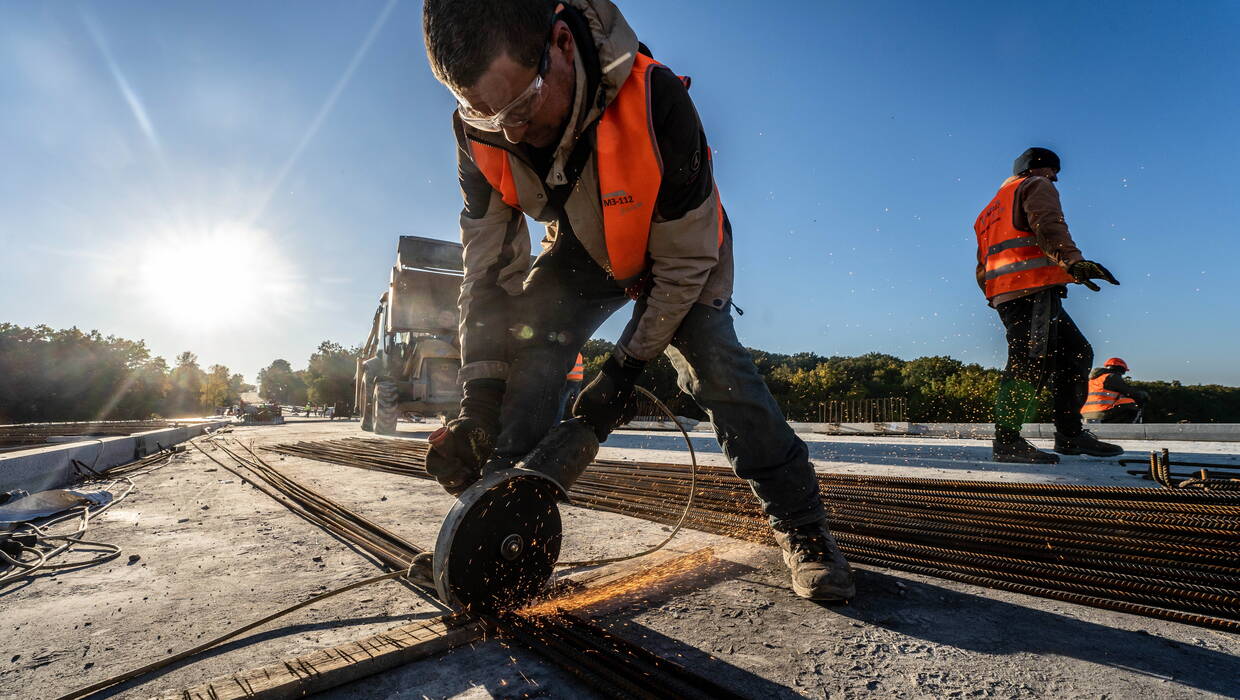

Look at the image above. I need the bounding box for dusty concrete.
[2,417,1238,699]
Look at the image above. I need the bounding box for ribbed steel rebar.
[265,437,1240,631]
[206,438,749,696]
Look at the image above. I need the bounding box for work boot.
[992,431,1059,464]
[1054,430,1124,458]
[772,520,855,601]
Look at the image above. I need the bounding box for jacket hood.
[1089,367,1113,379]
[563,0,639,120]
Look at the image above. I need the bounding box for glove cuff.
[602,355,645,385]
[460,378,505,433]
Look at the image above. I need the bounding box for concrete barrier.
[911,423,1240,442]
[0,422,228,494]
[791,422,914,435]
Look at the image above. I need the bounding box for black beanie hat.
[1013,147,1061,175]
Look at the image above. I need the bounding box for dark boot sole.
[783,550,856,601]
[1054,446,1124,458]
[994,453,1060,464]
[793,580,856,601]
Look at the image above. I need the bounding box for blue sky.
[2,1,1237,385]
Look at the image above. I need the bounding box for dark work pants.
[1085,404,1141,424]
[495,234,825,531]
[553,380,582,424]
[994,289,1092,437]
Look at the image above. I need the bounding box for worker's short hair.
[423,0,557,93]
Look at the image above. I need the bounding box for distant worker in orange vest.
[554,352,585,423]
[1082,358,1148,424]
[975,147,1126,463]
[421,0,854,601]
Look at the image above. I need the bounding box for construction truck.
[355,236,465,435]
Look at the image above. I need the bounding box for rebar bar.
[266,436,1240,631]
[194,437,747,699]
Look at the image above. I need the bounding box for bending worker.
[974,147,1126,463]
[1082,357,1148,423]
[420,0,853,601]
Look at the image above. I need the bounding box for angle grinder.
[432,418,600,611]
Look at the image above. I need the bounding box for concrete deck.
[2,417,1238,699]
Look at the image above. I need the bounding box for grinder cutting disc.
[432,468,563,611]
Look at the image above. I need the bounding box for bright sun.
[136,223,297,330]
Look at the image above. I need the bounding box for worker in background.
[420,0,854,601]
[974,147,1127,463]
[554,352,585,423]
[1082,357,1148,423]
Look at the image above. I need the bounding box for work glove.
[426,379,504,496]
[1068,260,1120,292]
[572,355,646,441]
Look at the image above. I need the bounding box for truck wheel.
[360,387,375,431]
[373,380,399,435]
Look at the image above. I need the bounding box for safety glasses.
[456,33,552,132]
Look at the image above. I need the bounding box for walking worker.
[974,147,1127,463]
[554,352,585,423]
[420,0,854,600]
[1082,357,1148,423]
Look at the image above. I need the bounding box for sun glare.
[135,223,298,330]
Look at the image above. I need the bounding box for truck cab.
[356,236,465,434]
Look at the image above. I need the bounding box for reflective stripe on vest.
[468,53,722,282]
[974,177,1074,300]
[567,353,584,381]
[1080,374,1137,413]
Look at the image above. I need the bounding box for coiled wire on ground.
[1,447,180,587]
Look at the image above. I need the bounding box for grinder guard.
[433,468,566,611]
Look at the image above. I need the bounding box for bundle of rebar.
[190,438,743,700]
[1129,448,1240,491]
[268,437,1240,631]
[0,420,185,448]
[196,440,426,574]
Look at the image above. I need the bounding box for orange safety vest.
[974,177,1074,300]
[1081,374,1137,414]
[566,353,584,382]
[469,52,722,281]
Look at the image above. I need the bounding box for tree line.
[255,341,359,408]
[3,323,1238,424]
[0,324,254,422]
[578,340,1240,424]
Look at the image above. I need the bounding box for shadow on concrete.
[600,618,806,700]
[87,611,445,699]
[824,567,1240,697]
[564,551,799,699]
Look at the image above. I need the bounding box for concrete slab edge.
[626,421,1240,442]
[0,421,230,493]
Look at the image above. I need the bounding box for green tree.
[201,364,240,410]
[166,352,207,417]
[258,358,307,405]
[304,341,358,408]
[0,324,174,422]
[229,373,255,396]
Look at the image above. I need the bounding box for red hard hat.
[1104,357,1129,371]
